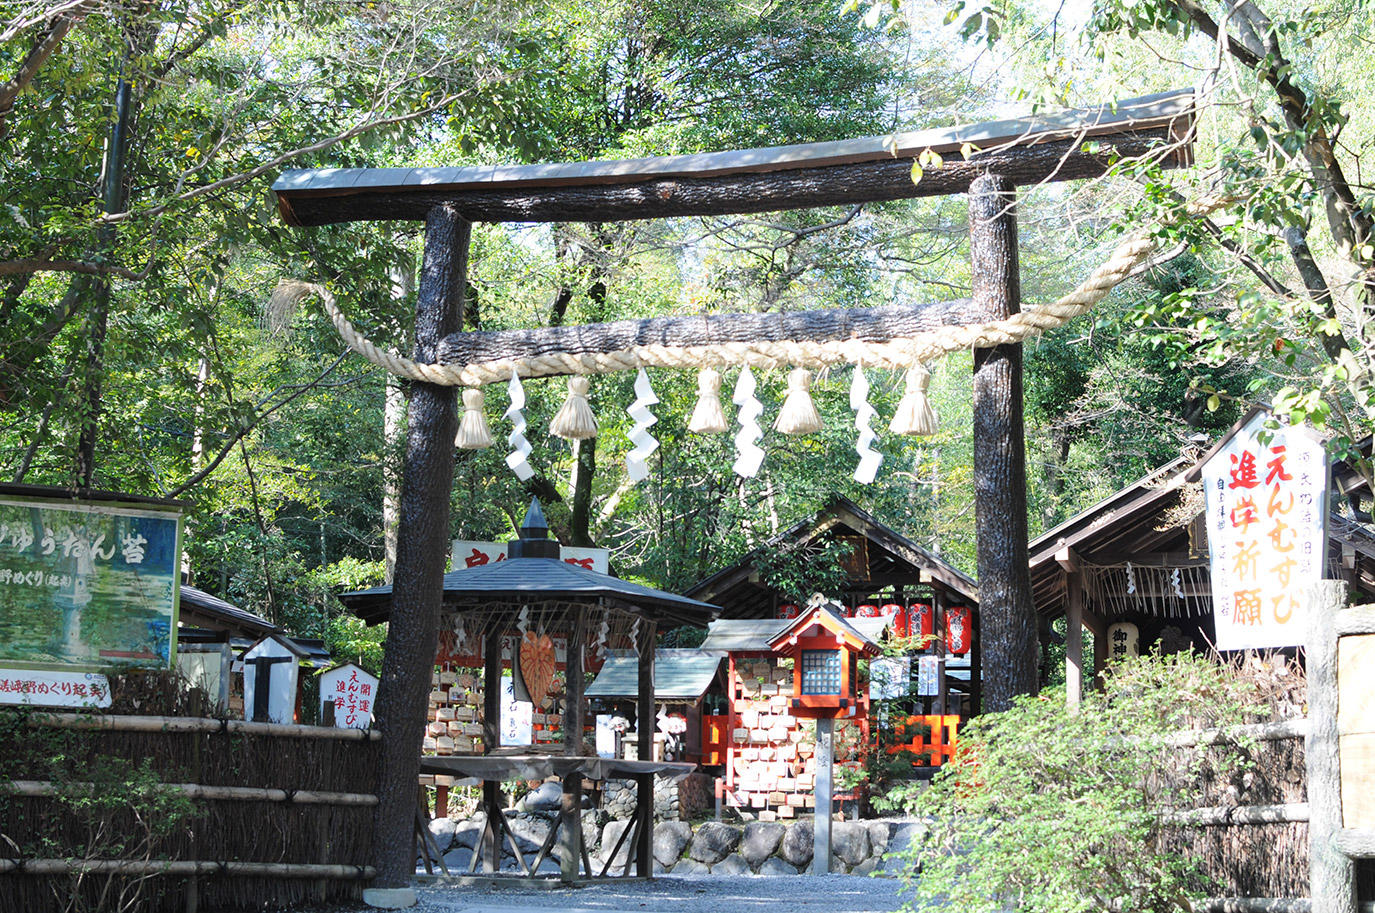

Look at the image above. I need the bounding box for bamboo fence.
[0,670,380,912]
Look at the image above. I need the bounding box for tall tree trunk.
[969,174,1038,711]
[383,260,414,583]
[370,205,468,890]
[75,66,134,488]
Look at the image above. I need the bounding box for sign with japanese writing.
[870,656,909,700]
[0,495,181,670]
[500,673,533,746]
[1203,413,1328,650]
[916,656,943,696]
[451,540,609,574]
[319,662,378,729]
[0,669,111,707]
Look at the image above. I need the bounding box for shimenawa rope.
[290,198,1225,388]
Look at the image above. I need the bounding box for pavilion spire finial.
[508,498,560,560]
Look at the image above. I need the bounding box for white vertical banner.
[500,673,533,747]
[1202,412,1328,650]
[916,656,943,696]
[869,656,909,700]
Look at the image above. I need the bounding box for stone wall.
[602,772,713,821]
[424,812,927,878]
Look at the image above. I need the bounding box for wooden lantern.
[767,602,882,720]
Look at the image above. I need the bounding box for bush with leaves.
[884,652,1264,913]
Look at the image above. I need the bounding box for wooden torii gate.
[272,88,1197,895]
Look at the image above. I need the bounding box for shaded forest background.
[3,0,1370,666]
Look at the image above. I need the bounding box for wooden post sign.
[319,662,379,729]
[1202,411,1328,650]
[241,635,304,724]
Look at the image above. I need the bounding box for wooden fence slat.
[6,780,378,806]
[0,860,375,878]
[22,712,380,740]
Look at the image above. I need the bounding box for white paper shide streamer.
[732,367,765,478]
[625,368,660,482]
[849,366,883,484]
[504,372,534,481]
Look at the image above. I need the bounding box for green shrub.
[886,652,1263,913]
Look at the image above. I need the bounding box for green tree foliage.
[924,0,1375,483]
[887,653,1265,913]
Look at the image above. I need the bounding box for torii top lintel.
[273,90,1195,228]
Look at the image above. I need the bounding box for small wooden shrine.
[1029,407,1375,702]
[686,496,981,715]
[340,500,719,881]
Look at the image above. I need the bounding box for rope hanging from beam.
[293,196,1223,389]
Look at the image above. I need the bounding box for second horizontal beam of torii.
[273,90,1195,227]
[436,298,973,376]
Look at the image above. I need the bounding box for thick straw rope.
[303,199,1225,387]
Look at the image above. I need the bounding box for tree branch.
[159,351,350,499]
[1169,0,1374,263]
[0,258,148,279]
[0,0,95,139]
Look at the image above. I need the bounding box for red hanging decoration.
[880,603,905,637]
[909,603,935,641]
[857,603,880,618]
[946,605,972,655]
[778,603,800,620]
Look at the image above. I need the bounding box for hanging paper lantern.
[946,606,972,655]
[891,604,911,638]
[777,603,800,620]
[910,603,935,641]
[880,603,905,636]
[1108,621,1140,661]
[857,603,880,618]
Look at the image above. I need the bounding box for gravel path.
[337,874,909,913]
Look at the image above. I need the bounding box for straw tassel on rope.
[688,367,728,434]
[775,367,822,435]
[455,388,493,449]
[890,364,938,436]
[550,375,598,440]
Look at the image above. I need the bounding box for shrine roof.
[686,495,978,619]
[339,556,719,627]
[585,649,724,701]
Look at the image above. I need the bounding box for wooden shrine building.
[1028,407,1375,703]
[686,495,982,716]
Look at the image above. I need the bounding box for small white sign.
[595,714,618,758]
[0,669,111,707]
[452,539,609,574]
[916,656,943,696]
[242,635,300,725]
[500,673,533,747]
[1203,413,1328,650]
[319,663,378,729]
[870,657,909,700]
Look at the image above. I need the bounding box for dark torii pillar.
[969,174,1038,711]
[366,204,469,904]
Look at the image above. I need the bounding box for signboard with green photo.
[0,493,182,671]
